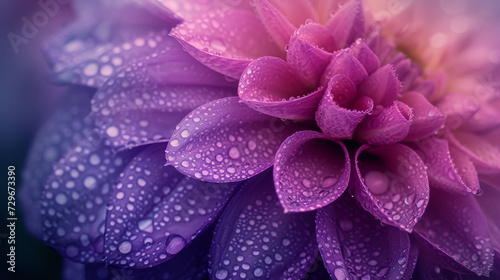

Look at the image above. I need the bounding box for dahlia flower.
[20,0,500,279]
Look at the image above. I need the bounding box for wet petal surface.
[325,0,365,48]
[410,137,479,194]
[170,9,282,78]
[354,101,413,145]
[399,91,446,140]
[105,144,240,268]
[20,87,95,238]
[274,131,350,212]
[211,171,317,280]
[352,144,430,232]
[316,194,411,280]
[166,97,307,182]
[414,188,494,276]
[41,138,140,262]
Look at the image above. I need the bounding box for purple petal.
[462,98,500,131]
[400,91,446,140]
[62,259,85,280]
[358,65,402,107]
[448,130,500,173]
[90,44,236,150]
[325,0,365,48]
[414,188,494,276]
[86,229,212,279]
[476,179,500,254]
[104,144,240,268]
[273,131,350,212]
[392,58,421,92]
[239,57,323,120]
[414,257,464,280]
[20,87,95,239]
[274,131,350,212]
[352,144,430,232]
[437,93,479,129]
[354,101,413,145]
[43,5,175,87]
[350,39,380,75]
[253,0,296,50]
[165,97,307,182]
[316,194,412,279]
[287,23,335,87]
[316,75,373,139]
[267,0,318,26]
[145,0,253,20]
[412,79,437,100]
[41,138,140,262]
[170,9,282,78]
[320,49,368,86]
[211,171,318,280]
[409,137,479,194]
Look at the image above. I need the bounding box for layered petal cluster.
[20,0,500,279]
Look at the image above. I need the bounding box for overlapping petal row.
[20,0,500,279]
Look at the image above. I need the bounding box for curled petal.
[409,137,479,194]
[239,57,323,120]
[211,171,318,280]
[20,87,94,238]
[358,65,402,107]
[350,38,380,75]
[287,23,335,87]
[170,9,282,78]
[41,138,140,262]
[325,0,365,48]
[393,58,421,92]
[437,93,479,129]
[316,194,412,280]
[43,5,174,87]
[354,101,413,145]
[399,91,446,140]
[274,131,350,212]
[352,144,430,232]
[414,188,494,276]
[448,130,500,173]
[320,49,368,86]
[165,97,307,182]
[104,144,240,268]
[316,75,373,139]
[253,0,296,50]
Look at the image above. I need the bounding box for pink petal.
[146,0,252,20]
[325,0,365,48]
[354,101,412,145]
[316,194,412,280]
[448,130,500,173]
[414,188,494,276]
[239,57,323,120]
[170,9,282,78]
[409,137,479,194]
[320,49,368,86]
[273,131,350,212]
[399,91,446,140]
[287,23,335,87]
[412,79,437,100]
[352,144,430,232]
[316,75,373,139]
[165,97,308,182]
[253,0,296,50]
[461,98,500,132]
[437,93,479,129]
[350,38,380,75]
[358,65,402,107]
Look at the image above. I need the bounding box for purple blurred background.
[0,0,75,279]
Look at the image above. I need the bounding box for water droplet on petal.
[165,235,186,255]
[118,241,132,254]
[364,171,389,195]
